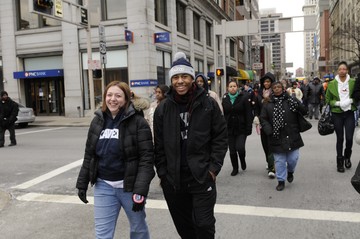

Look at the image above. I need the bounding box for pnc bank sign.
[13,69,64,79]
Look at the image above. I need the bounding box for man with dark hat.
[0,91,19,147]
[153,52,228,239]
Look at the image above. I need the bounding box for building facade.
[0,0,236,117]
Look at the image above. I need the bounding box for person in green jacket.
[325,61,357,173]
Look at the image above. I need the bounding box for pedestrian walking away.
[76,81,155,239]
[222,80,253,176]
[307,77,325,120]
[0,91,19,147]
[260,82,307,191]
[326,61,357,173]
[154,52,228,239]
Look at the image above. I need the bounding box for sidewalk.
[30,116,92,127]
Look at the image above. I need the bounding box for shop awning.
[226,66,239,76]
[238,69,250,79]
[246,70,254,80]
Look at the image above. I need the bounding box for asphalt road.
[0,121,360,239]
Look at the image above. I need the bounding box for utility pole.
[86,0,95,114]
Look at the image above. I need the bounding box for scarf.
[228,91,239,104]
[173,83,196,111]
[272,92,298,139]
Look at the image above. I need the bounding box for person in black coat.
[76,81,154,239]
[0,91,19,147]
[254,72,276,178]
[222,80,253,176]
[260,82,307,191]
[154,52,228,239]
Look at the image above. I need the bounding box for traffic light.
[216,68,224,76]
[37,0,53,8]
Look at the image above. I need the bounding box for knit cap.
[0,91,8,97]
[169,52,195,80]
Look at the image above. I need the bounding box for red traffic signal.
[216,68,224,76]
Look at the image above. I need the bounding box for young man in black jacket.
[154,52,228,239]
[0,91,18,147]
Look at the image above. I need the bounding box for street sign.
[154,32,170,43]
[88,60,101,70]
[252,62,263,70]
[54,0,63,18]
[80,7,88,25]
[281,62,293,68]
[125,30,134,43]
[98,25,107,64]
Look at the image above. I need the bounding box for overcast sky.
[258,0,305,74]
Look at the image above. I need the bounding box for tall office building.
[303,0,318,78]
[259,9,286,80]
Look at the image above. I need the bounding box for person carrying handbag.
[325,61,357,173]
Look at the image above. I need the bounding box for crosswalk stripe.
[16,192,360,223]
[11,159,83,189]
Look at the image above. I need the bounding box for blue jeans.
[94,180,150,239]
[273,149,299,181]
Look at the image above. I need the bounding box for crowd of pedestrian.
[72,54,360,238]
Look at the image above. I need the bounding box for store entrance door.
[25,78,64,116]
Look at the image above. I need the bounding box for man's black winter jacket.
[154,86,228,188]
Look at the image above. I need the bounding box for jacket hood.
[195,73,209,92]
[132,97,150,111]
[260,72,275,88]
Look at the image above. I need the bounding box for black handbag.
[351,161,360,194]
[318,104,334,136]
[298,112,312,132]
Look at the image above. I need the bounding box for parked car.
[15,102,36,128]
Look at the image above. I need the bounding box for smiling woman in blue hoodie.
[76,81,155,239]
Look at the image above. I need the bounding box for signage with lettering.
[54,0,63,18]
[80,7,88,25]
[125,30,134,43]
[130,80,158,87]
[13,69,64,79]
[252,62,263,70]
[154,32,170,43]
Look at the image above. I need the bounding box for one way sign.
[54,0,63,18]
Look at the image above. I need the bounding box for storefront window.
[82,50,128,110]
